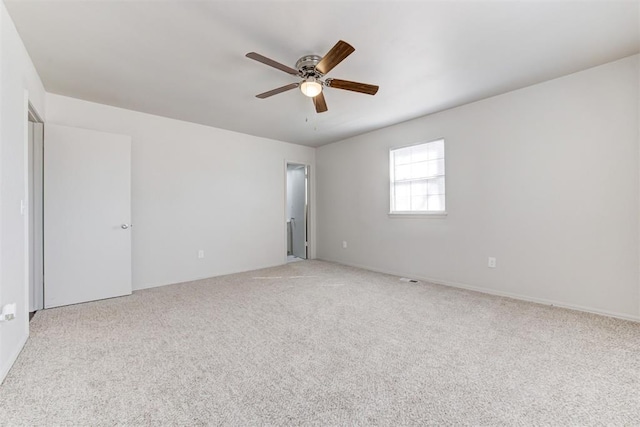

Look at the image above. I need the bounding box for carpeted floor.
[0,260,638,425]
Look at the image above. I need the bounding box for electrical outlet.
[488,257,496,268]
[198,250,205,259]
[342,241,347,249]
[0,303,17,322]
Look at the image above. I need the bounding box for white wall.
[0,1,46,382]
[317,55,640,320]
[46,94,315,290]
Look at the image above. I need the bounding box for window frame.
[389,138,447,218]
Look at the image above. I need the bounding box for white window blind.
[390,139,445,213]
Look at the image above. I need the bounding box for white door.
[44,124,132,308]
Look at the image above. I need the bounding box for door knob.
[121,224,131,229]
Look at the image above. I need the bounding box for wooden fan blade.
[313,91,328,113]
[327,78,379,95]
[316,40,355,75]
[246,52,299,75]
[256,83,300,99]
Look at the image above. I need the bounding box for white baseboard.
[0,333,28,385]
[322,258,640,323]
[133,260,289,291]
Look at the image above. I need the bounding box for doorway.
[286,163,309,262]
[27,105,44,314]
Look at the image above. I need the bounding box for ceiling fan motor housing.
[295,55,324,78]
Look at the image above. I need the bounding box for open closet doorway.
[27,104,45,315]
[286,163,309,262]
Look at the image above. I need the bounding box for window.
[390,139,445,214]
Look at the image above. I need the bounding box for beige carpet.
[0,260,638,425]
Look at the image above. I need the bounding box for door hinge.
[305,241,308,247]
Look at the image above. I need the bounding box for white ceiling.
[6,0,639,147]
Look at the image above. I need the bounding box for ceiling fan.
[245,40,379,113]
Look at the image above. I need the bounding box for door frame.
[24,99,45,314]
[284,161,310,262]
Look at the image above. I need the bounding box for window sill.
[388,211,448,219]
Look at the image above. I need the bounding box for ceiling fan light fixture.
[246,40,378,113]
[300,78,322,97]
